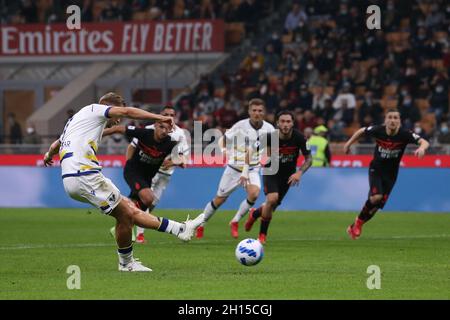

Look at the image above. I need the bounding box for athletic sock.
[231,199,255,223]
[202,200,219,225]
[117,245,134,266]
[259,216,272,236]
[358,199,379,222]
[157,217,184,236]
[136,226,145,235]
[252,206,263,220]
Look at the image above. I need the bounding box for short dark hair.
[386,108,400,115]
[248,98,265,108]
[99,92,125,106]
[161,105,176,113]
[276,110,295,122]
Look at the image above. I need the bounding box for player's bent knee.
[266,194,279,206]
[370,194,383,204]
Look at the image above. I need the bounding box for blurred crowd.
[175,0,450,144]
[0,0,274,34]
[2,0,450,147]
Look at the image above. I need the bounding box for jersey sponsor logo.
[375,139,405,159]
[279,146,298,155]
[137,141,165,158]
[375,139,405,150]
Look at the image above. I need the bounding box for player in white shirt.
[196,99,275,239]
[43,92,204,272]
[124,105,190,244]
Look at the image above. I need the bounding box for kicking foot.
[178,213,205,242]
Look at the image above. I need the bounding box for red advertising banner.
[1,154,449,168]
[0,20,224,60]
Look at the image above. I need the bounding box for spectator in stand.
[333,83,356,110]
[263,43,280,74]
[312,86,331,114]
[333,98,354,127]
[284,2,308,33]
[297,84,313,111]
[297,109,317,133]
[318,98,335,124]
[365,66,383,97]
[215,101,239,129]
[240,48,265,74]
[101,0,121,21]
[398,95,421,129]
[23,125,41,145]
[301,60,320,86]
[358,91,383,126]
[429,83,449,124]
[8,113,23,144]
[437,122,450,144]
[23,125,42,154]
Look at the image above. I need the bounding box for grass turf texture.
[0,208,449,300]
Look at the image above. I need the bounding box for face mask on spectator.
[27,127,34,134]
[272,33,279,40]
[414,126,422,134]
[307,63,314,70]
[404,99,412,105]
[436,86,444,93]
[441,125,449,134]
[252,61,261,69]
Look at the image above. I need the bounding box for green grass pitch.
[0,208,449,300]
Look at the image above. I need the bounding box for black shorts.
[263,173,292,206]
[368,164,398,208]
[123,164,155,200]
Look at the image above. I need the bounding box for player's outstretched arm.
[44,139,61,166]
[343,127,366,154]
[414,138,430,158]
[108,107,174,127]
[102,125,126,137]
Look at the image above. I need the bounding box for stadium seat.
[225,23,246,46]
[132,11,150,21]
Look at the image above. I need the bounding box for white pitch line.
[0,234,449,250]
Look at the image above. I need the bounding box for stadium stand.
[0,0,449,155]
